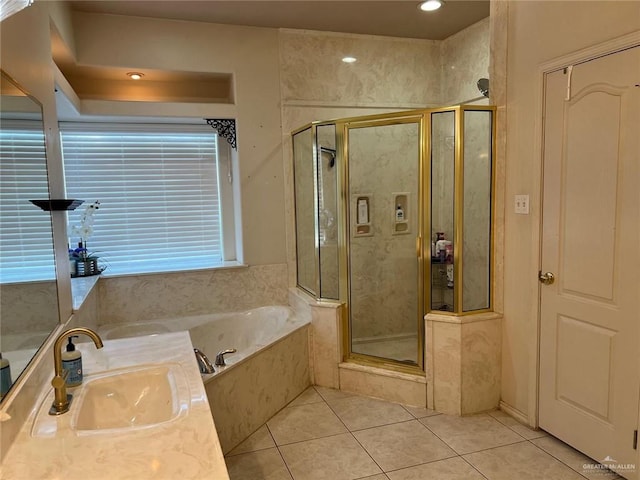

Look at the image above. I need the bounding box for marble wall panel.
[461,316,501,414]
[339,363,427,408]
[280,30,441,106]
[311,303,342,389]
[427,312,501,416]
[98,263,288,325]
[441,18,491,105]
[430,319,462,415]
[206,326,310,453]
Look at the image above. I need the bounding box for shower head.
[320,147,336,168]
[477,78,490,98]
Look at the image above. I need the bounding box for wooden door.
[539,46,639,479]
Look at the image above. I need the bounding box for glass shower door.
[347,119,423,367]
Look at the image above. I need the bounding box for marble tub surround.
[0,331,229,480]
[225,386,607,480]
[206,324,311,454]
[289,287,342,390]
[98,263,288,324]
[310,301,343,389]
[426,311,502,415]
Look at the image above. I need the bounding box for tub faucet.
[50,327,104,415]
[215,349,237,367]
[194,348,215,374]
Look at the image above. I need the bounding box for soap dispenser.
[62,336,83,387]
[0,353,11,397]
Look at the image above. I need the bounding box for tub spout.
[194,348,215,374]
[215,348,237,367]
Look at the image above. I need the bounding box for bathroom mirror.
[0,70,59,401]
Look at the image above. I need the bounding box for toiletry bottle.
[62,336,83,387]
[357,198,369,224]
[395,205,404,221]
[0,353,11,397]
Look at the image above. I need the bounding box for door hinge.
[634,429,638,450]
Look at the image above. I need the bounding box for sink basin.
[72,364,189,433]
[32,363,190,438]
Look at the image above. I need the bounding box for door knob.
[538,271,555,285]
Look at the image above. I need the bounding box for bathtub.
[99,306,311,452]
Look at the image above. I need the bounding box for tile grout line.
[418,416,530,457]
[488,411,550,441]
[381,452,462,475]
[319,389,388,477]
[525,437,618,480]
[267,422,296,480]
[459,438,530,456]
[459,454,492,480]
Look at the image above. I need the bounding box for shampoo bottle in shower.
[62,336,83,387]
[395,205,404,222]
[357,199,369,224]
[0,353,11,397]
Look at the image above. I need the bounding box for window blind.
[61,123,222,276]
[0,119,56,283]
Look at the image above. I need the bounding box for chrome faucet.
[194,348,215,374]
[50,327,104,415]
[215,348,237,367]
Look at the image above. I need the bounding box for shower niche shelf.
[392,192,410,235]
[352,193,373,237]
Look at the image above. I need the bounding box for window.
[0,120,56,283]
[61,123,232,276]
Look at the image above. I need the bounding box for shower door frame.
[338,112,428,375]
[291,105,497,376]
[427,105,497,315]
[291,124,320,298]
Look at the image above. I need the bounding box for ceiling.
[57,0,489,108]
[67,0,490,41]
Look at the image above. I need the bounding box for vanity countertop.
[0,331,230,480]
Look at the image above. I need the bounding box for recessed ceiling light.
[342,57,357,64]
[419,0,443,12]
[127,72,144,80]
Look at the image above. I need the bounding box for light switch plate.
[515,194,530,214]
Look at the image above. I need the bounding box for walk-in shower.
[292,105,496,374]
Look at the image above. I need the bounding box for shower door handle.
[416,237,421,258]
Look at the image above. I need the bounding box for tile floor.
[224,386,622,480]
